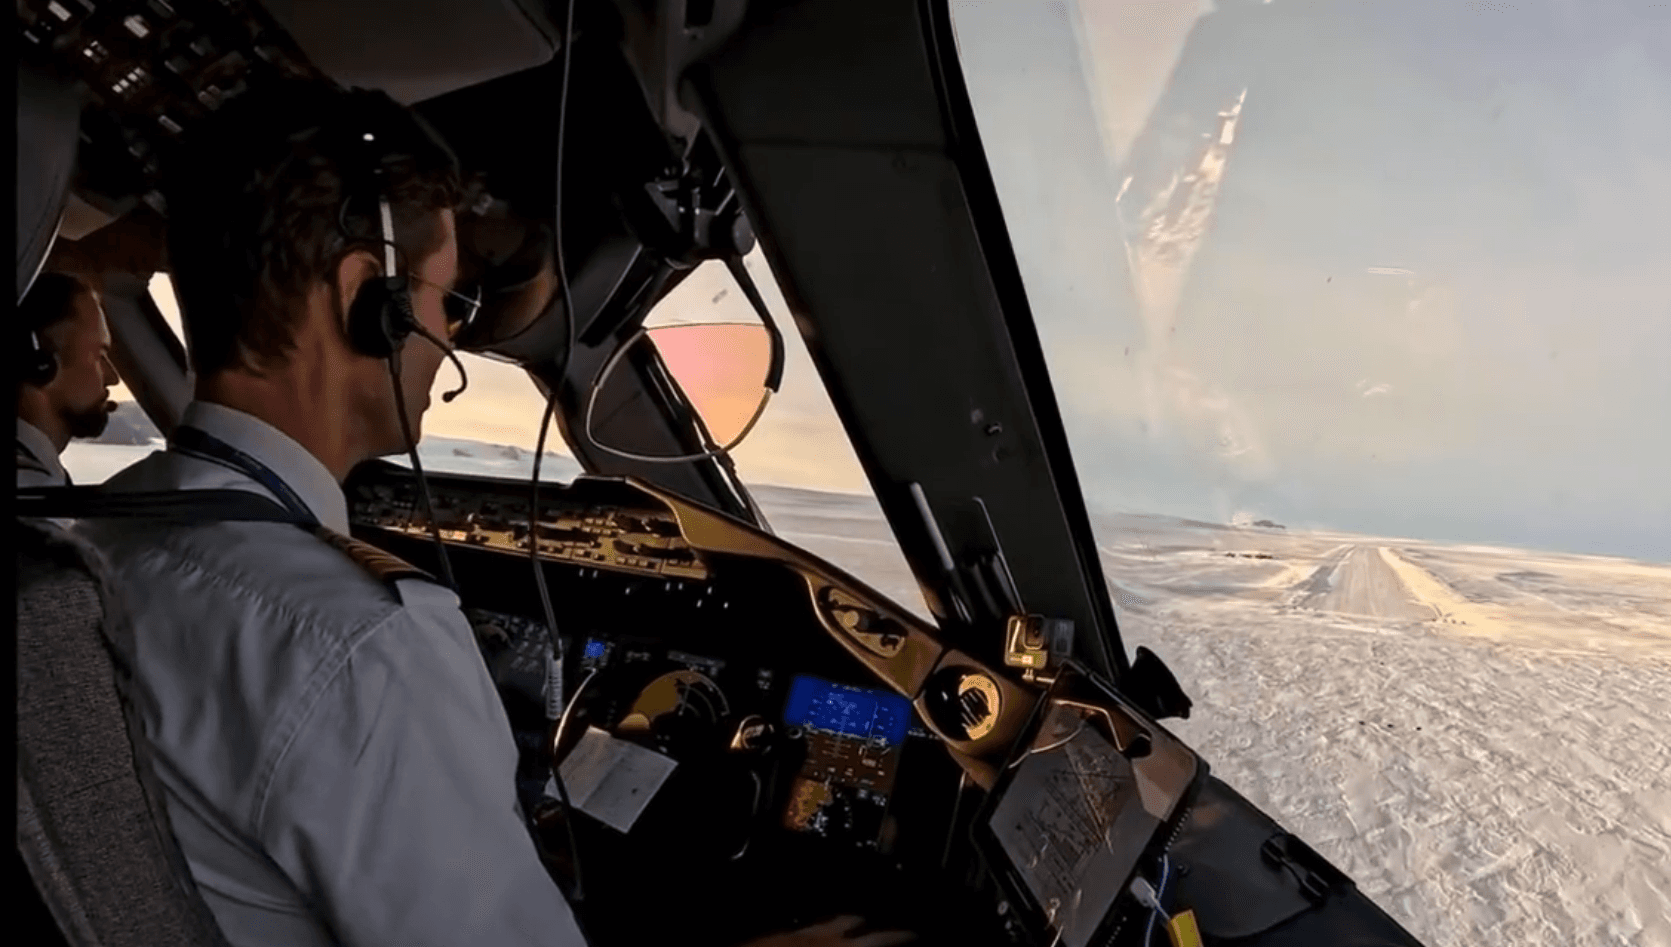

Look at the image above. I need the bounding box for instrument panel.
[565,626,937,854]
[780,675,912,848]
[346,463,1027,945]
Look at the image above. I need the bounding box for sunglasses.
[409,275,483,339]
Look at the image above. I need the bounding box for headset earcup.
[347,277,416,359]
[386,279,417,349]
[21,332,58,387]
[347,280,395,358]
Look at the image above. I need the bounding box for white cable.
[1141,854,1174,946]
[544,648,565,722]
[551,666,601,769]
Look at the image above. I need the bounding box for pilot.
[15,271,119,487]
[71,79,910,947]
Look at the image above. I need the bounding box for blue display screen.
[583,639,607,660]
[784,675,912,746]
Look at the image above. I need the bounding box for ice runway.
[1294,545,1440,621]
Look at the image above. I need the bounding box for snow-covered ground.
[57,443,1671,946]
[60,440,162,484]
[60,436,586,487]
[765,498,1671,947]
[1085,518,1671,947]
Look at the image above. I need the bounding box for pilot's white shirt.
[17,418,69,488]
[79,400,586,947]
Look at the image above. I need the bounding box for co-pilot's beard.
[66,399,115,439]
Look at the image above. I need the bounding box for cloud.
[947,0,1671,558]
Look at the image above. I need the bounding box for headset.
[329,91,465,593]
[21,328,58,387]
[340,106,420,361]
[345,186,418,359]
[335,98,471,388]
[18,271,90,388]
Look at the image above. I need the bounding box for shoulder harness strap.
[311,526,436,589]
[17,455,53,476]
[16,442,52,475]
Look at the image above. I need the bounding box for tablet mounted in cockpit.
[975,665,1209,947]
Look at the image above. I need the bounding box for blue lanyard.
[169,425,320,528]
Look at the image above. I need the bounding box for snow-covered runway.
[1293,545,1438,622]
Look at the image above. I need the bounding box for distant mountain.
[1094,509,1233,534]
[750,483,882,519]
[88,403,585,480]
[402,435,585,483]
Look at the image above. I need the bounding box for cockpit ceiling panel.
[260,0,559,105]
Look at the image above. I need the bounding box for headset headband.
[378,193,398,276]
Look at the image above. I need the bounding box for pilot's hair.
[163,80,463,377]
[17,271,95,341]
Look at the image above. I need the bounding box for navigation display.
[783,675,911,746]
[779,675,914,848]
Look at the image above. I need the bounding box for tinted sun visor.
[261,0,559,105]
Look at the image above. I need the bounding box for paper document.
[552,725,678,834]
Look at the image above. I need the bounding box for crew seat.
[16,517,234,947]
[17,46,225,947]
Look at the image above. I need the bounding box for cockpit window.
[950,2,1671,944]
[55,277,177,484]
[148,272,186,348]
[394,245,929,624]
[649,249,932,620]
[398,345,583,482]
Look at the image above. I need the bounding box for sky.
[946,0,1671,561]
[128,0,1670,561]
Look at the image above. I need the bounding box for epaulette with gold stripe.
[312,526,436,591]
